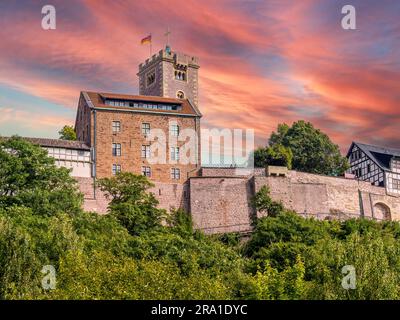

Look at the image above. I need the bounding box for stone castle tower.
[137,46,200,106]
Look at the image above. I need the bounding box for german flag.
[141,34,152,45]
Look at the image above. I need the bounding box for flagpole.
[150,33,152,57]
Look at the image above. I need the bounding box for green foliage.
[2,141,400,300]
[96,172,166,235]
[254,144,293,169]
[58,125,77,141]
[0,136,83,215]
[251,256,306,300]
[252,186,286,218]
[268,120,349,176]
[167,208,194,236]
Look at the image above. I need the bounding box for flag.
[141,35,152,45]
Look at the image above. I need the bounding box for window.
[392,178,400,190]
[141,145,150,158]
[177,91,185,99]
[112,121,121,133]
[171,168,180,180]
[170,124,179,137]
[112,143,121,156]
[106,100,182,111]
[170,147,180,161]
[142,123,151,135]
[174,70,186,81]
[112,164,121,175]
[142,166,151,177]
[146,70,155,87]
[352,150,361,161]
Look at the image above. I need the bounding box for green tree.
[252,186,285,218]
[96,172,166,235]
[254,144,293,169]
[58,125,77,141]
[0,136,83,215]
[267,120,349,176]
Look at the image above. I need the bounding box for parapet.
[138,48,199,73]
[266,165,289,177]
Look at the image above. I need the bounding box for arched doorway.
[373,202,391,221]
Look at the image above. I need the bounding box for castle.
[17,47,400,233]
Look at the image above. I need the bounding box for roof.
[22,137,90,150]
[347,141,400,171]
[82,91,202,117]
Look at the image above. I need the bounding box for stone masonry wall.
[189,177,255,234]
[94,109,200,182]
[189,169,400,234]
[254,171,400,221]
[77,168,400,234]
[76,177,189,214]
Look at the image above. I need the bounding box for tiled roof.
[83,91,202,117]
[22,137,90,150]
[348,141,400,170]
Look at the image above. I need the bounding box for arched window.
[146,70,155,87]
[373,202,391,220]
[174,70,186,81]
[177,91,185,99]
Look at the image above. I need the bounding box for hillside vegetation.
[1,136,400,300]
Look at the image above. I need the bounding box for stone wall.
[189,169,400,234]
[75,177,108,214]
[76,177,189,214]
[254,171,400,221]
[93,109,200,182]
[189,176,255,234]
[200,167,265,177]
[77,168,400,234]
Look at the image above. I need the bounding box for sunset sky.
[0,0,399,154]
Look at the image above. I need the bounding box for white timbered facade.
[347,142,400,195]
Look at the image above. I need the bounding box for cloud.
[0,0,399,151]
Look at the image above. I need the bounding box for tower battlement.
[137,47,200,106]
[138,49,199,72]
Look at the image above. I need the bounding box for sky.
[0,0,399,154]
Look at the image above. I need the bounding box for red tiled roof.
[83,91,202,117]
[22,137,90,150]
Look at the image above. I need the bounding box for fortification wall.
[189,169,400,234]
[200,167,265,177]
[76,177,188,214]
[189,177,255,234]
[149,182,190,212]
[254,171,400,221]
[77,168,400,234]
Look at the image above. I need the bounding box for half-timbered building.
[347,142,400,195]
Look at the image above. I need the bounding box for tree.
[0,136,83,215]
[58,125,77,141]
[268,120,349,176]
[96,172,166,235]
[252,186,285,218]
[254,144,293,169]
